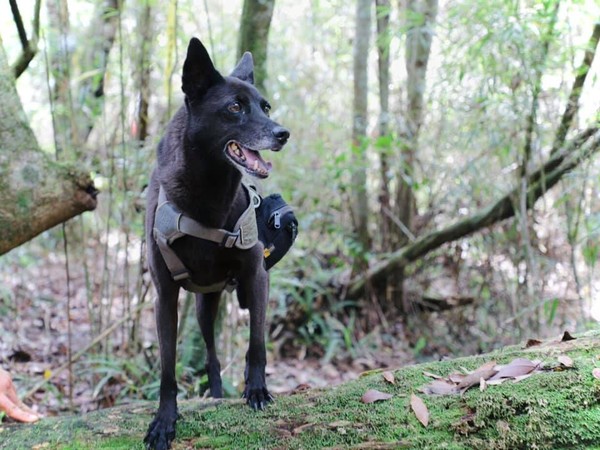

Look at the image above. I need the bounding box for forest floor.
[0,233,594,440]
[0,243,413,419]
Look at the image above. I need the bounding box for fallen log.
[2,330,599,449]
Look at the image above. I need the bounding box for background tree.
[0,39,97,255]
[351,0,372,268]
[238,0,275,93]
[375,0,392,260]
[387,0,438,312]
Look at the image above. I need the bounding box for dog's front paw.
[144,409,179,450]
[243,384,274,411]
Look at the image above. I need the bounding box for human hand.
[0,368,41,423]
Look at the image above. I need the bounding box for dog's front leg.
[240,253,273,410]
[145,281,180,450]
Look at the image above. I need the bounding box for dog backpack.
[255,193,298,270]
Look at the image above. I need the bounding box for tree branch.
[10,0,41,79]
[9,0,29,48]
[551,21,600,154]
[348,128,600,297]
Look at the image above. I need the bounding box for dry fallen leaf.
[458,369,498,391]
[328,420,353,428]
[382,371,395,385]
[290,383,311,395]
[361,389,393,404]
[423,371,444,380]
[292,423,316,435]
[489,358,538,381]
[593,368,600,380]
[479,377,487,392]
[512,373,535,383]
[561,331,576,342]
[557,355,574,368]
[420,379,459,395]
[525,339,542,348]
[474,360,497,372]
[448,373,466,383]
[410,393,429,427]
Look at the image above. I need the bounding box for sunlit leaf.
[489,358,538,381]
[410,394,429,427]
[382,371,395,385]
[558,355,574,368]
[420,379,459,395]
[361,389,393,404]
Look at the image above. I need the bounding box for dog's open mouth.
[225,141,273,178]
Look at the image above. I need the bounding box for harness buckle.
[172,269,190,281]
[221,231,240,248]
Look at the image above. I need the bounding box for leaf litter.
[419,356,571,396]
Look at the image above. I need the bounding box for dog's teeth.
[253,160,259,171]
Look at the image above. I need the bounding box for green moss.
[2,334,600,449]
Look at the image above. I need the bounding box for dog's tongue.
[243,148,272,175]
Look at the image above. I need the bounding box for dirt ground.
[0,240,414,419]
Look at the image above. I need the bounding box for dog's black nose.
[273,127,290,145]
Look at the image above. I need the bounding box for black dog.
[144,38,289,450]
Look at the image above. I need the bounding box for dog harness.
[153,183,261,293]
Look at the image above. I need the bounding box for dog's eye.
[228,102,242,113]
[263,103,271,116]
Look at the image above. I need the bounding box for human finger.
[0,393,40,423]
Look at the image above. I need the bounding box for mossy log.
[2,331,600,449]
[0,39,97,256]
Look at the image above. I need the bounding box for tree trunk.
[375,0,392,251]
[46,0,123,154]
[238,0,275,94]
[0,40,97,256]
[348,128,600,298]
[391,0,438,311]
[351,0,372,263]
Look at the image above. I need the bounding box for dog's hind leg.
[195,291,224,398]
[145,280,180,450]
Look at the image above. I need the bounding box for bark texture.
[351,0,372,258]
[0,41,97,256]
[238,0,275,93]
[389,0,438,310]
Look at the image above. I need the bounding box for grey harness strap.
[153,183,261,293]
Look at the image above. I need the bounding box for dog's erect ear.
[230,52,254,85]
[182,38,224,99]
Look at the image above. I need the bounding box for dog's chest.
[170,236,242,284]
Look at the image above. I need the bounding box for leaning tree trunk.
[238,0,275,93]
[0,40,97,256]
